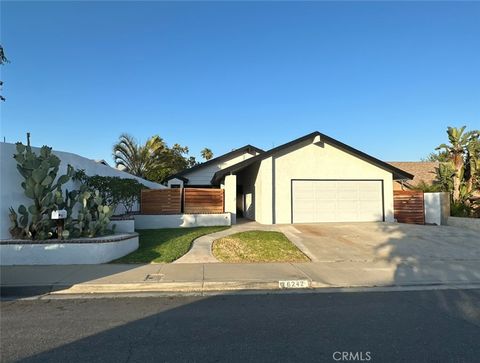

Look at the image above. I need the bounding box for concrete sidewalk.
[3,259,480,296]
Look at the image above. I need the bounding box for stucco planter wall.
[0,233,138,265]
[447,216,480,232]
[134,213,231,229]
[109,219,135,233]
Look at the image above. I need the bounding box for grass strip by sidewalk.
[113,226,230,263]
[212,230,310,263]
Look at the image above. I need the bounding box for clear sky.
[1,1,479,164]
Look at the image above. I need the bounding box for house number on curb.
[278,280,309,289]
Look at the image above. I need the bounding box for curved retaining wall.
[0,233,138,265]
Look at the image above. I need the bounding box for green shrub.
[450,201,471,217]
[413,180,442,192]
[74,170,147,214]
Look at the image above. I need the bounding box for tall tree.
[148,143,190,182]
[436,126,479,201]
[201,148,214,161]
[465,133,480,193]
[112,134,194,183]
[112,134,166,179]
[0,45,9,101]
[187,156,198,168]
[422,151,450,162]
[436,126,469,201]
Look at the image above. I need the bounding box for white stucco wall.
[255,157,274,224]
[224,175,237,224]
[424,192,450,225]
[238,140,395,225]
[0,234,139,265]
[0,142,164,239]
[271,141,394,224]
[108,219,135,233]
[134,213,231,229]
[182,150,260,185]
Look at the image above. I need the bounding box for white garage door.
[292,180,384,223]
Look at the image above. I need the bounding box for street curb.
[3,281,480,298]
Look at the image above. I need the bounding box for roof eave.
[211,131,415,183]
[165,144,264,182]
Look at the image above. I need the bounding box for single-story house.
[166,145,264,188]
[165,132,413,224]
[387,162,440,190]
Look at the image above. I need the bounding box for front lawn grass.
[212,230,310,263]
[114,226,230,263]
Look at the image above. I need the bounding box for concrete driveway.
[281,222,480,263]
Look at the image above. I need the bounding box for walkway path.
[174,220,285,264]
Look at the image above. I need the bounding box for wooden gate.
[140,189,182,214]
[184,188,224,214]
[393,191,425,224]
[140,188,224,214]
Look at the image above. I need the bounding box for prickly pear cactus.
[8,206,29,239]
[9,142,74,240]
[10,143,117,240]
[76,189,114,237]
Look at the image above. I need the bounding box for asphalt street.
[1,289,480,362]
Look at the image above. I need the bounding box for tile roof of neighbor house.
[165,144,264,182]
[211,131,414,184]
[387,162,440,187]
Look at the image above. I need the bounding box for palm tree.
[112,134,166,179]
[436,126,476,201]
[465,133,480,193]
[201,148,214,161]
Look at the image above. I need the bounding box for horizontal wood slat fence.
[141,189,181,215]
[141,188,224,215]
[393,191,425,225]
[184,188,224,214]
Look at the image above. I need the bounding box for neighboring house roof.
[211,132,414,185]
[95,159,110,166]
[165,145,264,182]
[167,175,189,183]
[388,161,440,188]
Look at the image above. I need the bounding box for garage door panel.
[337,200,355,210]
[292,180,383,223]
[360,191,380,201]
[338,190,359,200]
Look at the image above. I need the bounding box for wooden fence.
[393,191,425,225]
[140,188,224,215]
[184,188,224,214]
[140,189,181,215]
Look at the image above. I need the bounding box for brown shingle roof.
[388,162,439,189]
